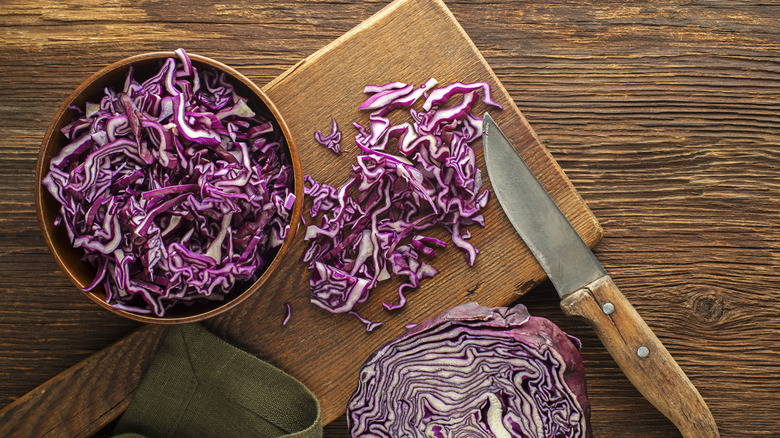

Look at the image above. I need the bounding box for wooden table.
[1,1,778,436]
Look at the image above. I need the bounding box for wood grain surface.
[0,325,168,437]
[1,0,779,437]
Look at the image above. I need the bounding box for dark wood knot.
[689,292,725,323]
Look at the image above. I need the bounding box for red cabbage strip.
[282,302,292,325]
[302,79,502,329]
[314,117,343,153]
[43,49,296,317]
[363,81,407,94]
[422,81,501,111]
[348,302,592,437]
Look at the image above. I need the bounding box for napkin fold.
[112,323,322,438]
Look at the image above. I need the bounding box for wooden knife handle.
[560,275,720,438]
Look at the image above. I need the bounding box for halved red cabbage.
[302,79,501,328]
[348,302,592,438]
[42,49,296,316]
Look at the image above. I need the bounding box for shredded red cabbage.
[314,117,344,153]
[283,302,292,325]
[42,49,296,317]
[302,79,501,328]
[348,302,592,437]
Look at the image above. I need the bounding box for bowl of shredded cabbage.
[35,49,303,323]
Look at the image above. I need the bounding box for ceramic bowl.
[35,51,303,324]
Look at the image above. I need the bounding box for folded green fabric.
[113,323,322,438]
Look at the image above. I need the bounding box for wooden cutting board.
[0,0,602,435]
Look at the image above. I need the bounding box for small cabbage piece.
[302,79,501,328]
[348,302,592,438]
[42,49,296,316]
[314,117,343,153]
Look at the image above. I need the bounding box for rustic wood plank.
[1,0,779,437]
[0,325,167,437]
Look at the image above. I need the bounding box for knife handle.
[560,275,719,438]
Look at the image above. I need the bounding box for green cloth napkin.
[112,323,322,438]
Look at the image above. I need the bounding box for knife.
[483,113,719,437]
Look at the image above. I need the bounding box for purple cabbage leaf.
[348,302,592,438]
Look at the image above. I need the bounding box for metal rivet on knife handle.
[602,302,615,315]
[637,346,650,358]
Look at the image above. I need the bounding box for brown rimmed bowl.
[34,51,303,324]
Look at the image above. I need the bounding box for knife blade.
[483,113,719,438]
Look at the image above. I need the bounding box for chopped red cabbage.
[314,117,344,153]
[302,79,501,328]
[43,49,296,317]
[283,302,292,325]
